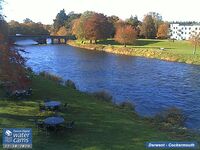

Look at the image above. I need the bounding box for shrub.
[154,107,186,128]
[64,80,77,90]
[39,71,63,84]
[92,90,112,102]
[119,101,135,111]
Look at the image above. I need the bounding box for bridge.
[9,35,76,44]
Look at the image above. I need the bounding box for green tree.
[53,9,68,31]
[140,15,156,39]
[126,15,140,28]
[64,11,81,29]
[147,12,163,36]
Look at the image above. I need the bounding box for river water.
[19,42,200,130]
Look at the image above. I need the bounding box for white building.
[170,23,200,40]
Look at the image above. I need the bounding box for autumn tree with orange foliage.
[72,11,95,40]
[114,24,137,47]
[157,23,169,39]
[56,26,68,36]
[72,12,113,43]
[0,3,30,94]
[84,13,113,43]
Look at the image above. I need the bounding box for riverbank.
[67,40,200,65]
[0,74,199,149]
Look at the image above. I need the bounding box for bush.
[92,91,112,102]
[154,107,186,128]
[119,101,135,111]
[64,80,77,90]
[39,71,63,84]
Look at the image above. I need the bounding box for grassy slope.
[0,76,199,150]
[97,39,200,55]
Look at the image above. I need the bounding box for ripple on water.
[21,44,200,130]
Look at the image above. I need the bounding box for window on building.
[195,27,198,30]
[174,27,175,29]
[189,27,191,30]
[185,27,187,30]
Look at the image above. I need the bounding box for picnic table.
[44,117,65,126]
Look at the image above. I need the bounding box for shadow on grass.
[97,39,122,45]
[135,40,162,46]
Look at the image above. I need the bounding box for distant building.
[170,23,200,40]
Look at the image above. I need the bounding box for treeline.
[0,0,30,94]
[6,9,169,45]
[9,18,49,35]
[51,10,169,46]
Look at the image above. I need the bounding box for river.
[19,41,200,130]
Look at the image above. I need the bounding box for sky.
[2,0,200,24]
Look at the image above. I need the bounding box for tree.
[72,11,113,42]
[107,15,119,37]
[125,15,140,28]
[53,9,68,31]
[0,0,4,21]
[189,32,200,55]
[140,15,156,39]
[147,12,163,35]
[0,1,30,93]
[108,15,120,27]
[9,21,49,35]
[157,22,169,39]
[114,24,137,47]
[23,18,33,24]
[72,11,95,40]
[64,11,81,29]
[56,26,68,36]
[84,13,113,43]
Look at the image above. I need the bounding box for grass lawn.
[71,39,200,65]
[0,75,199,150]
[96,39,200,55]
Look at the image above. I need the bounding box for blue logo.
[3,128,32,149]
[146,142,199,149]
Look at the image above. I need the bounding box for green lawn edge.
[67,39,200,65]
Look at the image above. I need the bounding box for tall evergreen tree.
[53,9,68,31]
